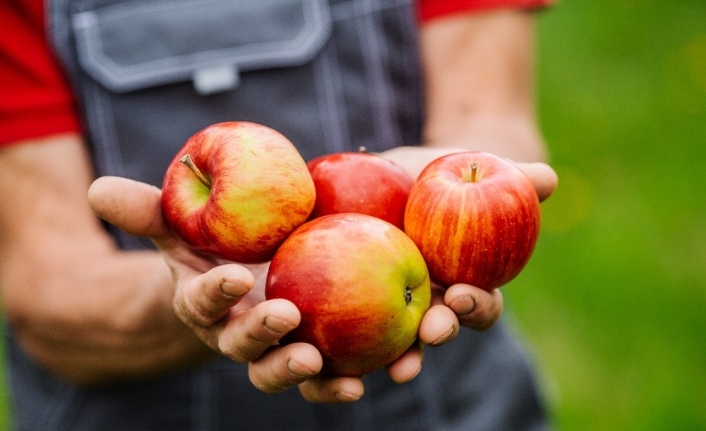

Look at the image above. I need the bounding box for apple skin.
[265,213,431,377]
[404,151,541,291]
[161,122,316,263]
[306,149,413,230]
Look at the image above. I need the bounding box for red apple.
[404,151,541,291]
[306,148,413,230]
[161,122,316,263]
[265,213,431,376]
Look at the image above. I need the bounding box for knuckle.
[297,382,323,403]
[218,336,251,363]
[218,329,272,363]
[174,288,216,328]
[460,296,501,331]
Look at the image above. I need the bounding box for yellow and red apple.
[265,213,431,376]
[161,121,316,263]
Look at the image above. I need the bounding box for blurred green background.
[1,0,705,429]
[503,0,706,430]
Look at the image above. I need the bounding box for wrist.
[422,113,548,163]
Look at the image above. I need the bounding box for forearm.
[420,9,547,162]
[382,10,547,180]
[0,134,211,385]
[3,246,211,385]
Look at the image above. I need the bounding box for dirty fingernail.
[220,281,246,297]
[264,316,295,334]
[335,391,362,402]
[450,295,476,316]
[430,325,456,346]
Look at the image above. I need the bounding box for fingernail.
[220,281,246,298]
[450,295,476,316]
[286,359,316,378]
[264,316,295,334]
[429,325,455,346]
[335,391,362,402]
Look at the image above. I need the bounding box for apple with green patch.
[404,151,541,291]
[265,213,431,376]
[161,121,316,263]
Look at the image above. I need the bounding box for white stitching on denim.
[330,0,412,21]
[395,0,424,147]
[84,74,127,178]
[313,41,349,154]
[356,0,403,151]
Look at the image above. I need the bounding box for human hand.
[87,178,335,398]
[381,146,557,200]
[87,176,431,403]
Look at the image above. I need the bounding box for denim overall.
[5,0,549,429]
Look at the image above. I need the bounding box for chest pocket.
[68,0,335,203]
[71,0,331,94]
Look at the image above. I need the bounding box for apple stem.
[470,163,478,183]
[404,286,412,305]
[179,154,212,188]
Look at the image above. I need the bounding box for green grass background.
[503,0,706,430]
[1,0,705,429]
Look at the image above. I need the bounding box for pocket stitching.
[72,0,332,92]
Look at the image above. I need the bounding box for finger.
[430,282,447,307]
[174,264,254,327]
[298,375,365,404]
[445,284,504,331]
[515,162,558,202]
[248,343,323,393]
[385,341,423,383]
[87,176,170,238]
[217,299,301,363]
[418,304,459,347]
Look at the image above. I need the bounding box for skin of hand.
[89,174,442,402]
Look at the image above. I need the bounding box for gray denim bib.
[5,1,548,429]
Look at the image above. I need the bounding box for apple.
[306,148,413,230]
[161,121,316,263]
[404,151,541,291]
[265,213,431,376]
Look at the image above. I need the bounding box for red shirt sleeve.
[0,0,550,147]
[419,0,553,22]
[0,0,82,146]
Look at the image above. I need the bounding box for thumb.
[515,162,558,202]
[88,176,170,238]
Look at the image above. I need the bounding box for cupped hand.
[85,150,558,401]
[87,176,364,403]
[379,146,558,346]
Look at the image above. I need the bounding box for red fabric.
[418,0,552,21]
[0,0,551,146]
[0,0,81,146]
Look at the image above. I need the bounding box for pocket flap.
[71,0,331,93]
